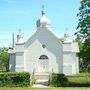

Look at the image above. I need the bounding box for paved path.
[32,79,49,88]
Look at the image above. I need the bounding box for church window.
[39,55,48,59]
[42,44,46,48]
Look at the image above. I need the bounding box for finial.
[42,5,44,10]
[65,28,68,33]
[19,28,21,34]
[64,28,69,37]
[41,5,45,16]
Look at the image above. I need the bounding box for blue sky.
[0,0,80,47]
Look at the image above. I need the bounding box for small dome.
[40,15,51,27]
[63,31,73,43]
[16,29,24,44]
[36,7,51,29]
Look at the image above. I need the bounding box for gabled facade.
[8,8,79,75]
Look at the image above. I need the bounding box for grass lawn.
[0,87,90,90]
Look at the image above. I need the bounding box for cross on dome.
[41,5,45,16]
[36,6,51,29]
[19,28,21,34]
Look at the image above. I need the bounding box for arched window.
[39,55,48,59]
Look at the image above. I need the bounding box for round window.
[42,44,46,48]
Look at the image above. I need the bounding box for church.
[8,8,79,75]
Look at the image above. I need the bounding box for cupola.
[36,6,51,29]
[63,30,73,43]
[16,29,24,44]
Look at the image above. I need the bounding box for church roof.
[25,7,62,48]
[25,27,62,48]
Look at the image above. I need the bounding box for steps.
[34,72,49,80]
[32,73,50,88]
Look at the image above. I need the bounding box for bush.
[50,73,90,87]
[51,73,68,87]
[87,65,90,74]
[0,72,30,87]
[67,76,90,87]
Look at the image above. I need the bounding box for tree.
[0,47,9,72]
[75,0,90,72]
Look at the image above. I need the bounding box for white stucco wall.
[9,54,16,72]
[24,27,63,74]
[72,53,79,73]
[63,43,79,75]
[15,52,25,72]
[9,27,79,75]
[14,44,25,72]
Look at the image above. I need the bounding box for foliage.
[76,0,90,38]
[0,72,30,87]
[67,76,90,87]
[50,73,90,87]
[75,0,90,72]
[30,74,36,86]
[51,73,68,87]
[0,47,9,72]
[87,65,90,74]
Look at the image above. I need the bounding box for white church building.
[8,8,79,75]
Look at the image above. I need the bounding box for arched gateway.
[37,55,49,73]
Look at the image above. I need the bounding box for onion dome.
[63,30,73,43]
[16,29,24,44]
[36,6,51,29]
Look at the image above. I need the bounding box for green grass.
[72,73,90,77]
[0,87,90,90]
[68,76,90,84]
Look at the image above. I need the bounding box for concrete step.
[32,79,49,88]
[34,75,49,79]
[34,73,50,80]
[35,79,49,85]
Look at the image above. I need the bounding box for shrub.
[51,73,69,87]
[30,74,36,86]
[87,65,90,74]
[0,72,30,87]
[50,73,90,87]
[67,76,90,87]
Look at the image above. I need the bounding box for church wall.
[15,44,24,52]
[14,44,25,72]
[63,44,72,52]
[63,52,79,75]
[15,52,24,72]
[72,53,79,73]
[25,28,63,74]
[63,52,73,75]
[9,54,16,72]
[25,39,61,73]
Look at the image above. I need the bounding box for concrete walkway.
[32,79,49,88]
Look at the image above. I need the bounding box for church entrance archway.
[37,55,49,73]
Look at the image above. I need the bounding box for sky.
[0,0,80,47]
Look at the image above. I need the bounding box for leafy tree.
[0,47,9,72]
[75,0,90,72]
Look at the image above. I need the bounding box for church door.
[38,55,49,73]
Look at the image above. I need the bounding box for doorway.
[38,55,49,73]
